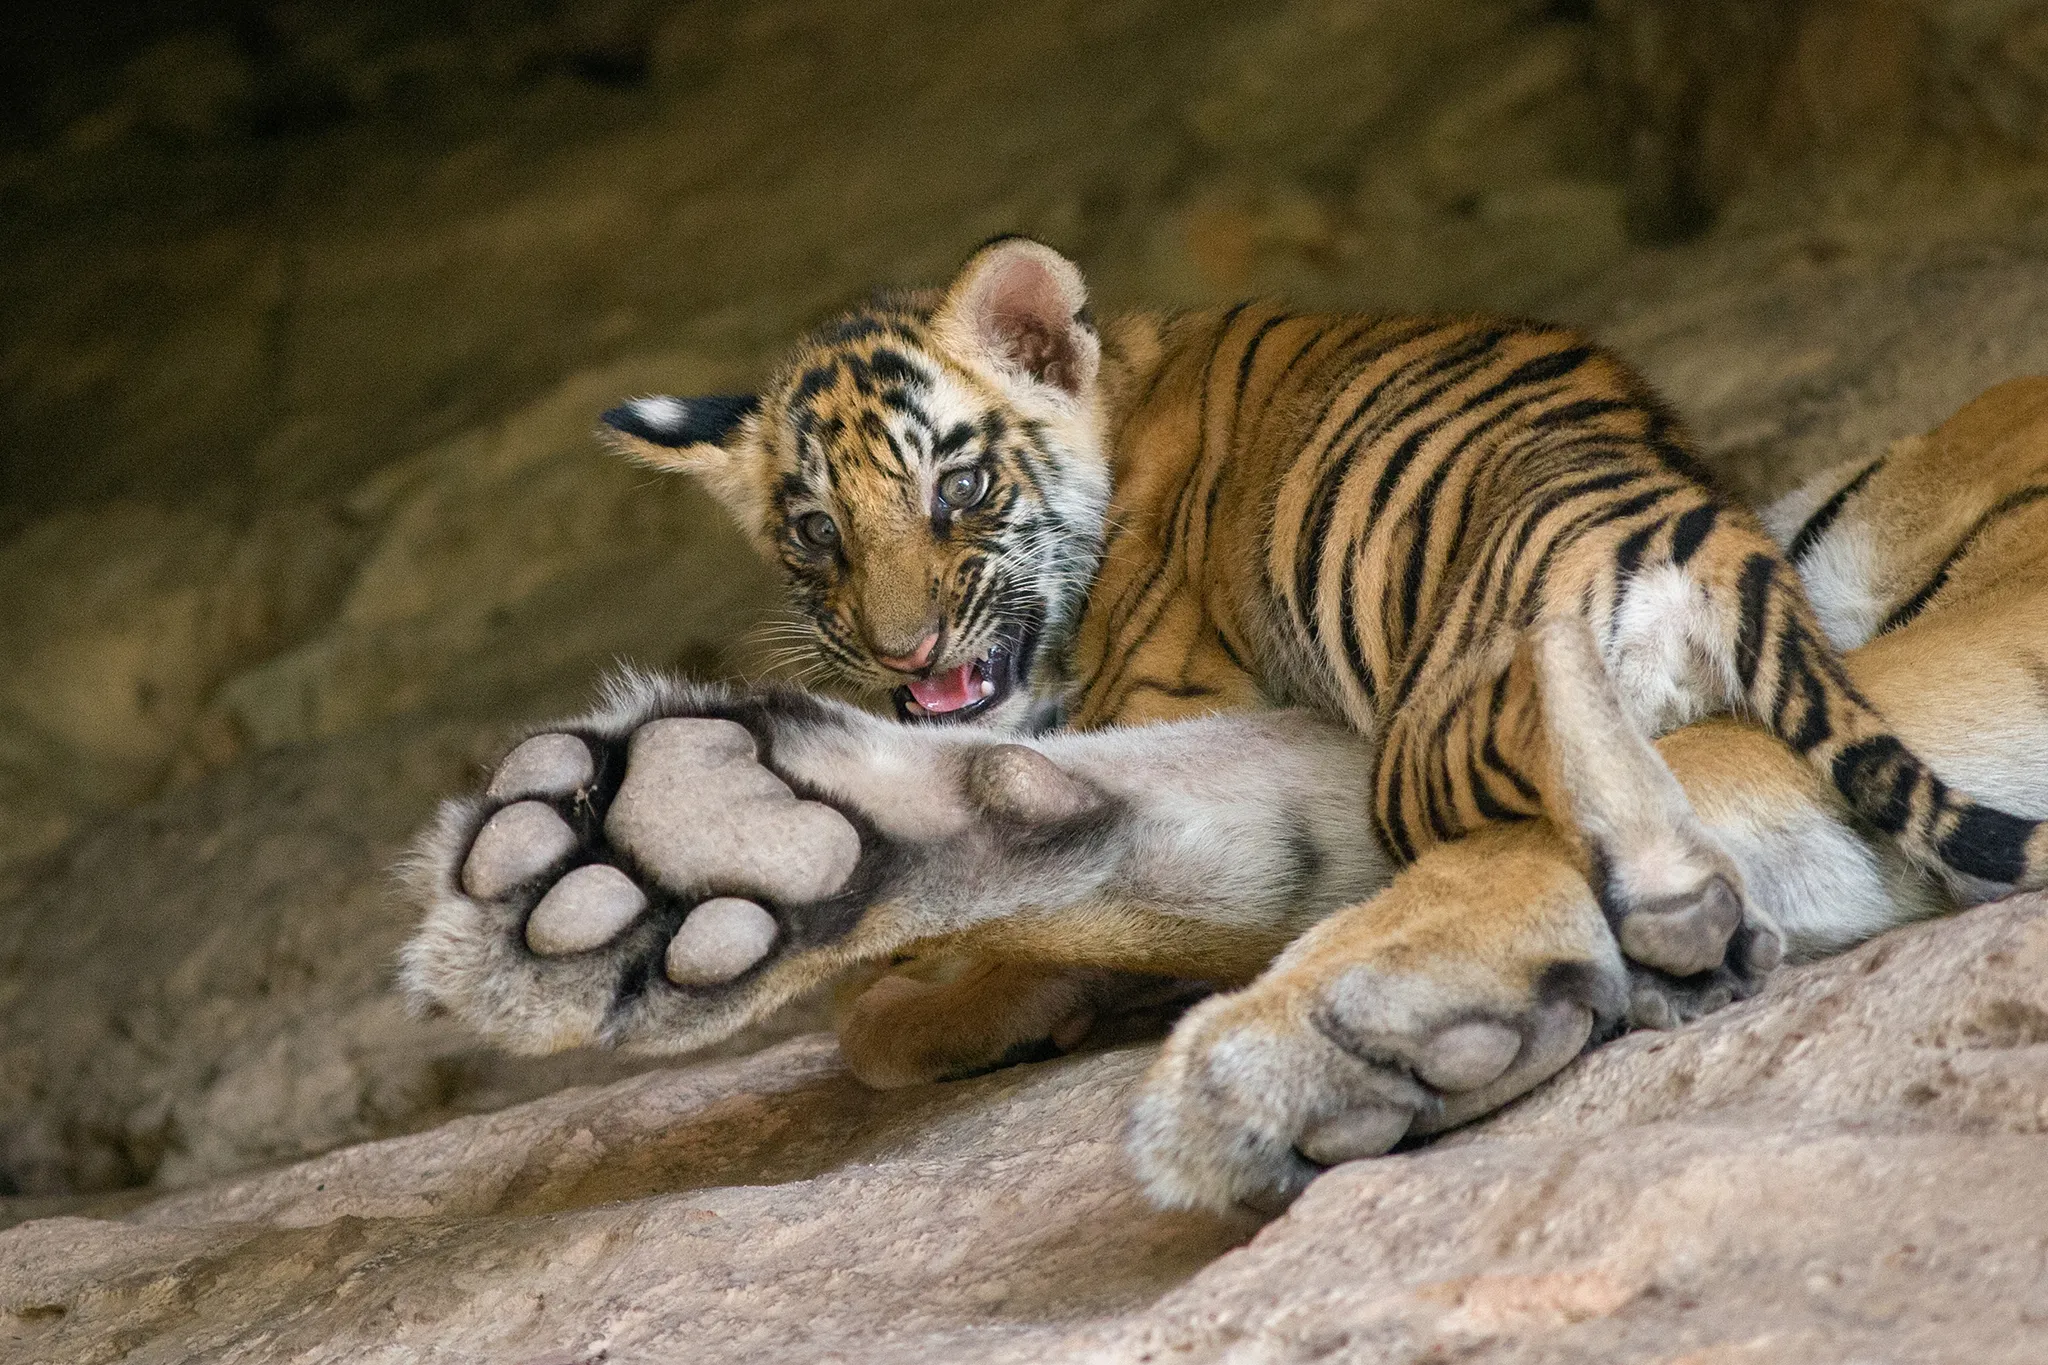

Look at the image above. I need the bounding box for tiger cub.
[600,235,2048,966]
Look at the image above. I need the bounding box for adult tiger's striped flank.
[602,235,2048,943]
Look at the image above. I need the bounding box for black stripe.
[1479,668,1541,805]
[1294,326,1506,624]
[1488,343,1595,394]
[1504,482,1671,626]
[1878,485,2048,634]
[1234,313,1291,407]
[1356,385,1562,691]
[1937,803,2034,884]
[932,422,976,459]
[1338,542,1380,709]
[1733,553,1777,693]
[1363,335,1544,524]
[1423,735,1461,843]
[1394,459,1456,654]
[1612,519,1661,583]
[1531,396,1632,428]
[1438,391,1552,568]
[1668,502,1718,566]
[1198,311,1289,575]
[1215,628,1251,674]
[1378,753,1417,862]
[1412,466,1647,708]
[1637,399,1717,485]
[1468,759,1522,821]
[1770,626,1833,753]
[1788,458,1883,562]
[1253,322,1340,436]
[1830,736,1916,835]
[1126,679,1222,700]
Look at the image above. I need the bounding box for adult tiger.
[401,240,2048,1209]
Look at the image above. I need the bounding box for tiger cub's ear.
[935,235,1100,400]
[599,394,760,473]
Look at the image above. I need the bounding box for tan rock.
[0,500,361,881]
[204,357,782,753]
[2,896,2045,1363]
[0,502,358,808]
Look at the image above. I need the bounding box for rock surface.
[4,893,2045,1363]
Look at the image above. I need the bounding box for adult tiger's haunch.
[601,236,2048,938]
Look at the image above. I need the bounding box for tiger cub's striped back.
[604,236,2048,934]
[1084,298,2048,900]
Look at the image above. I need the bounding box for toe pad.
[967,745,1102,824]
[666,897,780,985]
[486,734,594,801]
[1297,1104,1412,1165]
[1616,875,1743,977]
[525,864,647,956]
[463,801,577,900]
[1417,1019,1522,1092]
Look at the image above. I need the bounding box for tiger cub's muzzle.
[889,617,1043,725]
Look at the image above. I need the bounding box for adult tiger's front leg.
[1130,822,1629,1213]
[399,672,1387,1076]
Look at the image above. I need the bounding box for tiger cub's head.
[602,237,1111,731]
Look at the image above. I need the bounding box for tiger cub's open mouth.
[893,627,1037,724]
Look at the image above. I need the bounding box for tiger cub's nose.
[875,631,940,674]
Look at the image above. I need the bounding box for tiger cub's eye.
[937,466,991,511]
[795,511,839,551]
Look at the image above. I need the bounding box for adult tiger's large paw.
[1126,829,1627,1214]
[399,678,931,1057]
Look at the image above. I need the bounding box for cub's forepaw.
[1621,908,1783,1030]
[400,680,898,1056]
[1604,864,1784,1031]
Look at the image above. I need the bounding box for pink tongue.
[908,661,981,713]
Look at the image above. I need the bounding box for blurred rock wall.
[1597,0,2048,239]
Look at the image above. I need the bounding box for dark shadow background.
[5,0,2048,1203]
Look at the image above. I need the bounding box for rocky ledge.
[5,892,2045,1363]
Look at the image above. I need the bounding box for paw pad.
[665,897,779,985]
[967,744,1102,824]
[606,718,861,904]
[1416,1019,1522,1091]
[1615,874,1742,977]
[463,801,576,899]
[525,864,647,956]
[486,734,594,801]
